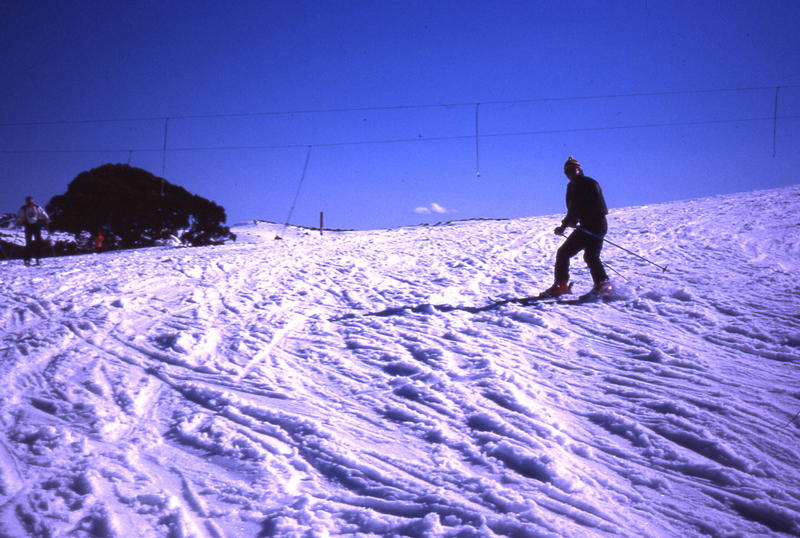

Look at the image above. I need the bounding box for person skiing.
[16,196,50,266]
[545,156,610,297]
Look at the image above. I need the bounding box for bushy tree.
[47,164,235,248]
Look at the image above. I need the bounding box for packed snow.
[1,185,799,537]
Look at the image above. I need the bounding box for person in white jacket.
[16,196,49,265]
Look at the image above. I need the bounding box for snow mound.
[1,185,799,536]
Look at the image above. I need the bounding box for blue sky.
[2,0,799,230]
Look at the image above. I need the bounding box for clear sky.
[2,0,799,230]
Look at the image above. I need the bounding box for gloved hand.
[553,225,566,236]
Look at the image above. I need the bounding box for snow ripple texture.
[0,186,799,537]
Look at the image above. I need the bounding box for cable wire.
[1,84,797,127]
[279,146,312,238]
[2,114,798,155]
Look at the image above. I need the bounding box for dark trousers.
[24,222,43,262]
[555,225,608,285]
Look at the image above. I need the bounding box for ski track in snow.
[1,185,799,537]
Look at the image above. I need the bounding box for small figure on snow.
[546,157,610,297]
[16,196,50,266]
[95,229,105,252]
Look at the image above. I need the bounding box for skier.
[545,156,610,297]
[16,196,50,266]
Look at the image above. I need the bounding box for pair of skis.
[332,283,615,321]
[498,283,613,307]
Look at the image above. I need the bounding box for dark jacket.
[561,175,608,233]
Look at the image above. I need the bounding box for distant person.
[95,229,105,251]
[545,156,610,297]
[16,196,49,266]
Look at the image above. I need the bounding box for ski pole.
[575,227,668,273]
[602,260,629,282]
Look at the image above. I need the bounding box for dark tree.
[47,164,235,248]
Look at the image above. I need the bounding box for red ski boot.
[543,280,572,298]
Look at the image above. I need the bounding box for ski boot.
[590,280,612,295]
[542,280,572,298]
[579,280,613,301]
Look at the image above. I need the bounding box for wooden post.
[320,212,324,235]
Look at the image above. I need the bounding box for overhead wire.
[1,114,798,155]
[2,84,797,232]
[0,84,797,127]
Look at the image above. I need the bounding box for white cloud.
[413,202,455,215]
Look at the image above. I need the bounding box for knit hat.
[564,156,581,171]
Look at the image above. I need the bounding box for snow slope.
[1,186,799,537]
